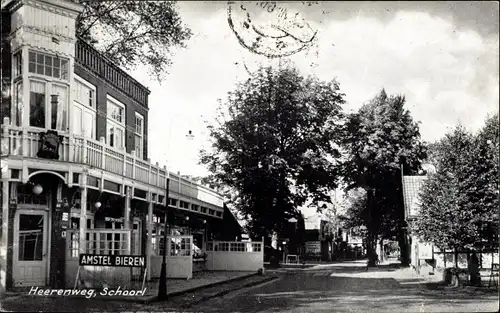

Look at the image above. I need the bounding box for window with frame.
[29,80,46,128]
[134,113,144,159]
[73,77,96,139]
[12,81,23,126]
[50,84,68,131]
[106,98,125,149]
[74,79,95,108]
[28,51,68,80]
[13,51,22,78]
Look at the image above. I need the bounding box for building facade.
[0,0,233,291]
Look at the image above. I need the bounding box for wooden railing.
[1,118,224,209]
[75,38,150,106]
[151,235,192,257]
[206,240,263,253]
[66,229,131,260]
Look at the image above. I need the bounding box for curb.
[142,272,260,304]
[182,275,280,308]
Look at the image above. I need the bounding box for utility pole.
[158,178,170,300]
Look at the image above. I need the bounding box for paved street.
[1,261,498,312]
[191,261,499,313]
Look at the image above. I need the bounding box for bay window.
[134,112,144,159]
[22,50,70,131]
[106,97,125,149]
[28,51,68,80]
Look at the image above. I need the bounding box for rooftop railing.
[75,39,150,107]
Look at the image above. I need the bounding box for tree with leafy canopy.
[76,0,192,81]
[341,89,427,266]
[201,64,345,264]
[412,125,475,251]
[413,117,498,284]
[468,113,499,250]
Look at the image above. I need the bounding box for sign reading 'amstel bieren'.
[79,254,145,267]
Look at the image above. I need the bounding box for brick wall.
[74,64,149,160]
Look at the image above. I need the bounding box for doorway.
[13,209,49,287]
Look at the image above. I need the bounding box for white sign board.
[305,241,321,254]
[418,242,433,259]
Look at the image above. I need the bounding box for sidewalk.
[3,271,258,303]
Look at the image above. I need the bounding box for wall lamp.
[26,181,43,195]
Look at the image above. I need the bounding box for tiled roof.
[402,176,428,218]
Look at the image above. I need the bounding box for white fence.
[150,235,193,279]
[65,229,133,288]
[206,239,264,272]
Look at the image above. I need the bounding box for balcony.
[1,118,224,211]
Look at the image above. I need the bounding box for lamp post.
[158,177,170,300]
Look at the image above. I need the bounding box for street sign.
[79,254,145,267]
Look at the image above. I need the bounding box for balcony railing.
[1,118,224,209]
[75,38,150,107]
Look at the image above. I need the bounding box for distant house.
[402,170,499,273]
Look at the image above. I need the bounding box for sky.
[129,1,499,218]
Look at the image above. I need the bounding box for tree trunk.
[379,239,384,263]
[366,233,378,267]
[398,232,410,266]
[454,247,459,268]
[468,250,481,286]
[270,231,280,267]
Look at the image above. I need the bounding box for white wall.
[150,255,193,279]
[205,240,264,272]
[206,251,263,271]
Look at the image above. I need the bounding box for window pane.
[82,110,94,139]
[45,65,52,77]
[36,54,44,63]
[29,52,36,62]
[53,58,60,68]
[60,60,68,80]
[13,82,23,127]
[107,124,114,147]
[29,81,45,128]
[36,64,44,75]
[53,68,60,78]
[51,85,68,131]
[45,56,52,66]
[28,62,35,73]
[18,214,44,261]
[116,127,124,148]
[88,90,94,107]
[73,105,83,136]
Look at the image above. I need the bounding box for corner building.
[0,0,235,290]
